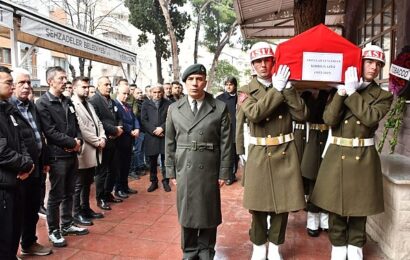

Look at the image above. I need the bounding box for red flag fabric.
[273,24,362,83]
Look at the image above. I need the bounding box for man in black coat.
[141,85,172,192]
[216,76,239,185]
[37,66,88,247]
[10,68,52,256]
[0,66,34,259]
[89,76,124,210]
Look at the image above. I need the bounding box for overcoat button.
[266,118,270,121]
[319,142,323,145]
[199,131,203,135]
[279,115,283,119]
[280,133,283,136]
[355,156,360,160]
[282,151,286,155]
[356,121,361,125]
[344,120,348,124]
[341,155,345,160]
[199,165,204,169]
[267,135,272,138]
[267,152,272,156]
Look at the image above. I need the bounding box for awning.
[0,0,137,67]
[233,0,345,39]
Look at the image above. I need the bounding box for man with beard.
[71,76,106,225]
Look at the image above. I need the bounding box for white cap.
[249,42,275,62]
[362,45,385,65]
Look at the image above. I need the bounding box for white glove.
[272,65,290,92]
[344,66,359,96]
[285,81,292,89]
[335,84,346,96]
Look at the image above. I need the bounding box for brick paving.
[20,168,385,259]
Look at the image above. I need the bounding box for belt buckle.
[191,141,197,151]
[266,137,279,146]
[339,138,352,147]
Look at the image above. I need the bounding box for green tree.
[211,60,239,94]
[126,0,190,83]
[190,0,238,89]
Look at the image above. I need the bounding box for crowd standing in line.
[0,40,396,260]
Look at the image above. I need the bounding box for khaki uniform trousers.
[249,211,288,245]
[329,213,367,247]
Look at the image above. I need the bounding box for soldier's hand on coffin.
[344,66,359,96]
[272,65,290,91]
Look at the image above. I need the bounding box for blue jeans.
[130,132,145,173]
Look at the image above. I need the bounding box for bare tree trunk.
[154,36,164,84]
[194,14,201,64]
[293,0,327,35]
[158,0,180,80]
[68,63,76,79]
[194,0,213,63]
[207,21,238,91]
[87,60,92,78]
[79,57,85,76]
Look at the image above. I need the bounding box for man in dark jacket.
[165,64,233,259]
[89,76,124,210]
[36,66,88,248]
[130,87,147,177]
[141,85,172,192]
[216,76,239,185]
[114,84,140,198]
[0,66,34,259]
[10,68,52,256]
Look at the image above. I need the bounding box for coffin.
[273,24,362,89]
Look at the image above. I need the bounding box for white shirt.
[187,95,204,113]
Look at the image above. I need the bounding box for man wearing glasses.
[10,68,52,256]
[0,66,34,259]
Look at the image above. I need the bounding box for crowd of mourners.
[0,39,403,260]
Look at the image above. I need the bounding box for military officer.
[165,64,233,260]
[310,45,393,260]
[238,42,307,260]
[300,89,331,237]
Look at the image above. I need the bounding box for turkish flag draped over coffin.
[273,24,362,87]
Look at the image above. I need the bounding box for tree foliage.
[126,0,190,83]
[191,0,238,89]
[211,60,240,93]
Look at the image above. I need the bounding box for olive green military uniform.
[165,92,232,259]
[301,90,330,212]
[237,78,307,245]
[310,82,393,247]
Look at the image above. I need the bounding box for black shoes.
[106,194,123,203]
[97,199,111,210]
[82,207,104,219]
[163,181,171,192]
[115,190,129,199]
[73,214,93,226]
[126,188,138,194]
[147,182,159,192]
[307,228,320,237]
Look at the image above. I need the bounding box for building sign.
[20,16,136,65]
[0,8,13,29]
[302,52,343,82]
[390,64,410,81]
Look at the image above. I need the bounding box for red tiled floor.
[21,167,386,259]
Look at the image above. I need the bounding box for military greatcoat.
[310,82,393,216]
[301,90,330,180]
[165,93,232,228]
[238,78,307,213]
